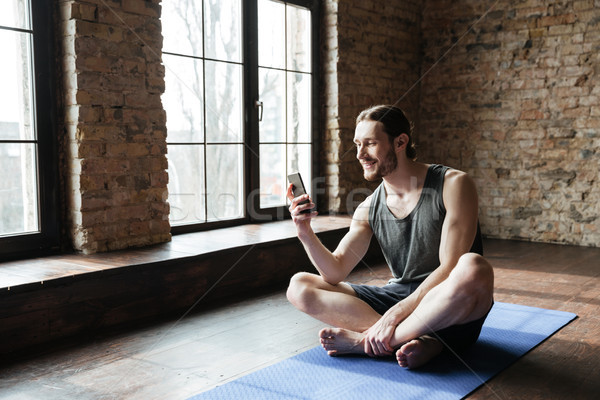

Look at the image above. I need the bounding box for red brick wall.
[418,0,599,246]
[59,0,170,253]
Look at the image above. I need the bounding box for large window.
[0,0,58,258]
[162,0,317,231]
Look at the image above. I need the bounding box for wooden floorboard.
[0,238,598,399]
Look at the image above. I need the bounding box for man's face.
[353,120,398,181]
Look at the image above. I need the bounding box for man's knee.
[452,253,494,294]
[286,272,320,309]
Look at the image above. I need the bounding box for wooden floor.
[0,238,598,399]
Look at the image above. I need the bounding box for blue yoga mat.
[189,302,576,400]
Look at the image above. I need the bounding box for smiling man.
[286,104,494,368]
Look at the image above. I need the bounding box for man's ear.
[395,133,409,152]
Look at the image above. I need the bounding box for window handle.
[255,100,263,122]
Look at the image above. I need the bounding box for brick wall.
[418,0,599,246]
[322,0,599,247]
[54,0,598,252]
[58,0,170,253]
[320,0,423,214]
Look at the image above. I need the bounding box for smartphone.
[287,172,316,214]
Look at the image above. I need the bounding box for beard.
[363,147,398,181]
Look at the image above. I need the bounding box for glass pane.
[0,0,30,30]
[0,143,38,236]
[260,144,285,208]
[259,68,285,143]
[161,0,203,57]
[287,72,311,143]
[287,144,312,195]
[205,60,243,142]
[0,30,34,141]
[287,4,311,73]
[258,0,285,69]
[206,144,243,220]
[204,0,242,63]
[167,145,205,225]
[163,54,204,143]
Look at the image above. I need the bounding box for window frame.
[0,0,60,259]
[170,0,319,234]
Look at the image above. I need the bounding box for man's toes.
[396,349,408,367]
[396,337,443,369]
[321,340,335,350]
[319,327,337,340]
[396,339,422,368]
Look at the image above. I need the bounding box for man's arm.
[287,184,373,285]
[363,170,479,354]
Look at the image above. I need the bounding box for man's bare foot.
[319,328,365,356]
[396,335,444,368]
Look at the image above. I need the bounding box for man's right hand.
[287,184,318,237]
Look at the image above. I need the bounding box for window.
[162,0,317,231]
[257,0,313,212]
[0,0,58,258]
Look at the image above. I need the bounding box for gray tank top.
[368,164,482,284]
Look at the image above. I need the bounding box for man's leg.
[392,253,493,342]
[286,272,382,332]
[319,253,494,367]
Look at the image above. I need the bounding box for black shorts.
[349,281,492,352]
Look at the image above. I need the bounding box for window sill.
[0,215,352,293]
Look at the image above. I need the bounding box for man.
[286,105,494,369]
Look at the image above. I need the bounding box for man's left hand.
[363,314,398,356]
